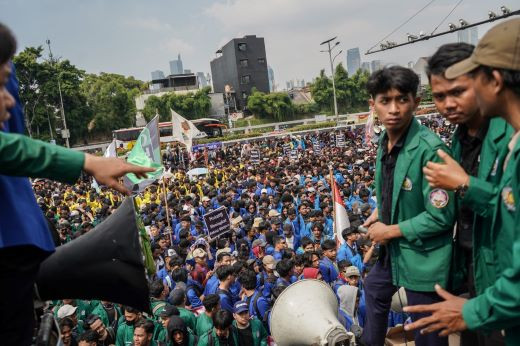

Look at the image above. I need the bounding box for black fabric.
[456,122,489,250]
[380,124,410,225]
[236,324,254,346]
[0,245,49,346]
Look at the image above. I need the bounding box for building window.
[238,43,247,51]
[258,58,265,64]
[242,92,247,99]
[241,75,251,84]
[240,59,249,67]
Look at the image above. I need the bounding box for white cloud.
[121,17,173,32]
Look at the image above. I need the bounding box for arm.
[461,176,499,218]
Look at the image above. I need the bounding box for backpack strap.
[152,302,166,316]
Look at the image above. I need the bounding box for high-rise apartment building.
[169,54,184,75]
[346,48,361,76]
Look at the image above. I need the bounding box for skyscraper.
[150,70,165,90]
[371,60,382,73]
[169,54,184,75]
[361,62,371,73]
[346,48,361,76]
[457,27,478,45]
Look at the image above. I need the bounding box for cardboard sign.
[250,149,261,165]
[282,143,292,155]
[336,133,346,148]
[203,207,230,239]
[313,141,321,155]
[289,149,298,161]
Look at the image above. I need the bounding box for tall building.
[267,65,275,92]
[412,57,429,86]
[371,60,382,72]
[196,72,208,88]
[458,27,478,45]
[150,70,165,90]
[346,48,361,76]
[169,54,184,75]
[361,62,371,73]
[210,35,270,110]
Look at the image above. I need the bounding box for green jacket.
[115,321,134,346]
[90,303,122,329]
[195,313,213,336]
[0,131,84,182]
[179,307,197,332]
[150,299,169,320]
[197,318,268,346]
[462,132,520,345]
[375,120,456,291]
[451,118,513,294]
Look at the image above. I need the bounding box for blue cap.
[233,301,249,314]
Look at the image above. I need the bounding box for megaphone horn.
[270,279,353,345]
[35,197,151,313]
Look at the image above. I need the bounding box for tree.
[310,67,370,114]
[246,88,294,121]
[142,87,212,122]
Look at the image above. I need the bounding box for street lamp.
[320,37,340,122]
[46,39,70,148]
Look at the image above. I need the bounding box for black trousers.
[362,259,449,346]
[0,245,49,346]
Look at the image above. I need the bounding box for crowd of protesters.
[34,115,455,346]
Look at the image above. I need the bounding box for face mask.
[125,319,135,326]
[102,303,114,309]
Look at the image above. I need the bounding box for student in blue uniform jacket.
[319,240,339,285]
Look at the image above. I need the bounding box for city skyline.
[1,0,506,85]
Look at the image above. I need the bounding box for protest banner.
[203,207,231,239]
[250,149,261,164]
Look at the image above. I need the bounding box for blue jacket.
[0,63,55,253]
[319,256,339,284]
[244,290,270,321]
[337,243,364,273]
[186,278,204,308]
[217,288,234,313]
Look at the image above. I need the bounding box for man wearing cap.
[198,196,212,217]
[405,18,520,345]
[58,304,85,337]
[337,219,364,272]
[231,301,268,346]
[155,305,179,343]
[259,255,277,299]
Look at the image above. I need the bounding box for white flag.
[171,110,204,154]
[92,140,117,190]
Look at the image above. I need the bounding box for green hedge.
[289,121,336,132]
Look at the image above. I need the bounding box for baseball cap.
[262,255,276,270]
[446,18,520,78]
[159,305,180,318]
[202,196,211,202]
[192,248,207,258]
[233,301,249,314]
[261,188,268,194]
[57,304,77,319]
[268,209,280,217]
[252,239,267,248]
[344,266,361,277]
[253,217,263,228]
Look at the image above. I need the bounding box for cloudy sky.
[1,0,512,88]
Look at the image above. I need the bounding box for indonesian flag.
[333,178,350,244]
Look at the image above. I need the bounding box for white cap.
[57,304,77,319]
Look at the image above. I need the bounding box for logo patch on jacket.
[502,186,515,212]
[402,177,413,191]
[429,189,449,208]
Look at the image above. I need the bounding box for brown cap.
[445,18,520,79]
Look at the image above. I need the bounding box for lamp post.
[320,37,340,122]
[46,39,70,148]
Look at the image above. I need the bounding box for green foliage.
[293,102,320,116]
[421,85,433,103]
[310,65,370,114]
[289,121,336,132]
[142,87,212,122]
[246,88,294,121]
[13,47,146,144]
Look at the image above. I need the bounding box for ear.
[492,70,504,95]
[368,98,375,108]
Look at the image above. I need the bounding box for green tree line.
[141,87,212,122]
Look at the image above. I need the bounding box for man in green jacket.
[426,42,512,345]
[362,66,455,346]
[230,301,268,346]
[195,294,220,337]
[404,18,520,346]
[116,306,142,346]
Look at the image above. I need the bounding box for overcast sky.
[1,0,512,89]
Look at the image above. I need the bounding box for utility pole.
[46,39,70,148]
[320,37,340,123]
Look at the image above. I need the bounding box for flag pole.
[329,166,337,243]
[162,176,173,245]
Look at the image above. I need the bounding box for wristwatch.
[455,182,469,199]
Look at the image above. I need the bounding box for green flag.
[123,115,163,193]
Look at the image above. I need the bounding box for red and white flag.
[333,178,350,244]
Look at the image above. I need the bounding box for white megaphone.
[270,279,353,346]
[391,287,408,313]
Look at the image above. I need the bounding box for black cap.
[159,304,179,318]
